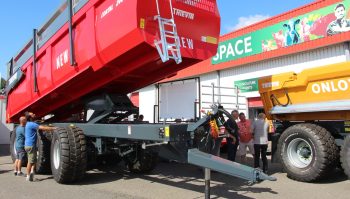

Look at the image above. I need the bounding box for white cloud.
[225,14,270,32]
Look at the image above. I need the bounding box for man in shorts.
[13,116,27,176]
[25,112,56,182]
[237,112,254,164]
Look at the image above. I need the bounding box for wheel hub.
[287,138,313,168]
[299,147,311,159]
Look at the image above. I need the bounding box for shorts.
[25,146,37,164]
[16,148,26,161]
[238,140,254,156]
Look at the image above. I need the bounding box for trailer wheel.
[10,130,27,166]
[341,135,350,179]
[278,123,338,182]
[36,131,52,174]
[67,127,87,181]
[51,127,87,183]
[126,149,158,173]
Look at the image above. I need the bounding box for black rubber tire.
[126,149,158,173]
[10,130,27,166]
[36,131,52,174]
[278,123,338,182]
[50,127,87,184]
[341,135,350,179]
[67,127,87,181]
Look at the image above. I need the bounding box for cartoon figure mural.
[283,19,301,46]
[212,0,350,65]
[272,30,285,48]
[261,40,277,52]
[300,18,311,42]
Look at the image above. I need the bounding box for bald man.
[13,116,27,176]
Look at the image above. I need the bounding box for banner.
[212,0,350,64]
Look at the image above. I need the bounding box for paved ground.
[1,151,350,199]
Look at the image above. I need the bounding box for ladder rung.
[160,18,174,23]
[164,30,175,34]
[167,43,178,47]
[168,49,179,52]
[165,34,176,38]
[162,22,175,26]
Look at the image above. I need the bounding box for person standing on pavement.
[252,113,269,173]
[24,112,56,182]
[224,110,239,162]
[237,112,254,164]
[13,116,27,176]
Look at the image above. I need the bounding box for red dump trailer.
[6,0,275,188]
[6,0,219,123]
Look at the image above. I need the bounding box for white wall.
[220,43,346,87]
[138,43,347,122]
[139,85,157,123]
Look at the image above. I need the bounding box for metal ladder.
[154,0,182,64]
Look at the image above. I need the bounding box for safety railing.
[7,0,89,79]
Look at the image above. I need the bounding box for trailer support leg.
[205,168,211,199]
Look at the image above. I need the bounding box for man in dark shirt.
[24,112,56,182]
[224,110,239,162]
[13,116,27,176]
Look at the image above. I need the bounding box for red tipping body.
[6,0,220,122]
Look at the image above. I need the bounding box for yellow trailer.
[259,61,350,182]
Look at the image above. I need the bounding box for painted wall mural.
[212,0,350,64]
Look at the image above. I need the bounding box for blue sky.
[0,0,315,80]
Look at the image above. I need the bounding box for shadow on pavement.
[0,169,12,174]
[0,144,10,157]
[35,176,54,182]
[74,160,279,199]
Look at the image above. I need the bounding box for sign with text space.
[234,78,258,93]
[212,0,350,64]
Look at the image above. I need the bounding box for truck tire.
[10,130,27,166]
[51,127,87,183]
[278,123,338,182]
[341,135,350,179]
[67,127,87,181]
[36,131,52,174]
[126,149,158,173]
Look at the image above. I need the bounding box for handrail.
[7,0,88,78]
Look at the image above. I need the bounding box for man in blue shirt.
[24,112,56,182]
[13,116,27,176]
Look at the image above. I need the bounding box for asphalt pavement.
[1,152,350,199]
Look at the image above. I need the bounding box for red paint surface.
[7,0,220,122]
[248,97,263,108]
